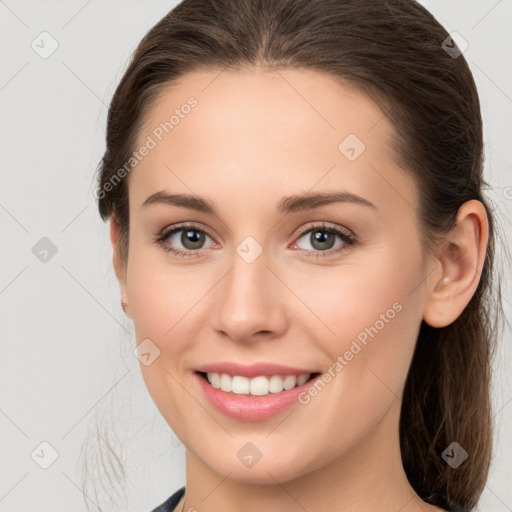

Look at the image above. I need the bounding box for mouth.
[196,370,321,397]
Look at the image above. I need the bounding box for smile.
[195,371,322,421]
[203,372,316,396]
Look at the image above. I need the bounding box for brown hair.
[93,1,505,510]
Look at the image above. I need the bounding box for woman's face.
[117,68,434,483]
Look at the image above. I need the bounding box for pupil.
[183,229,204,249]
[312,230,334,250]
[179,229,335,251]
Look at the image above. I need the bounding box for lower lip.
[194,372,321,421]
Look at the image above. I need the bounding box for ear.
[423,199,489,328]
[110,216,130,316]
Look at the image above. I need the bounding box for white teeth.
[232,375,250,394]
[205,372,311,396]
[297,374,309,386]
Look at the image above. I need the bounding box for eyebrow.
[141,190,377,215]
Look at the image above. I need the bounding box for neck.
[178,399,436,512]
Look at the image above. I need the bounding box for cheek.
[298,246,422,339]
[125,251,203,423]
[297,244,424,393]
[125,243,210,342]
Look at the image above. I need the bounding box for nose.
[211,246,288,342]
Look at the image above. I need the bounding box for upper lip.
[195,361,320,378]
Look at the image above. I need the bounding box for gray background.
[1,1,511,511]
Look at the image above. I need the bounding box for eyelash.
[154,222,357,259]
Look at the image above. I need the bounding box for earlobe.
[423,200,489,328]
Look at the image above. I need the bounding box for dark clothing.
[150,486,185,512]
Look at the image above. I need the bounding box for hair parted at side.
[93,1,505,511]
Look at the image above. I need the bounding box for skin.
[110,67,489,512]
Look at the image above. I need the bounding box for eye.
[155,223,215,257]
[292,222,356,257]
[154,221,356,259]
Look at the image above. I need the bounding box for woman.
[94,1,503,511]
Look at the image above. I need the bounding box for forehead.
[130,67,415,216]
[137,67,393,151]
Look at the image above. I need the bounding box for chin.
[203,450,310,485]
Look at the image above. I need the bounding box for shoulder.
[149,486,185,512]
